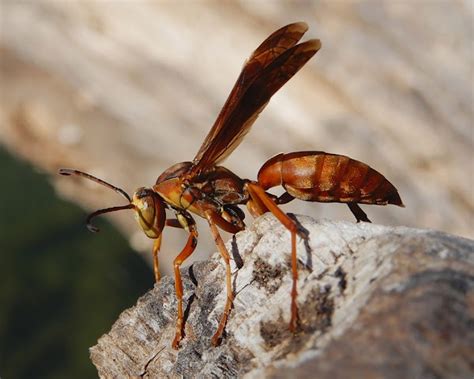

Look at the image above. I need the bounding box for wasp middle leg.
[204,210,243,346]
[170,225,198,349]
[157,216,199,350]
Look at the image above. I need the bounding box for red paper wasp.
[59,22,403,349]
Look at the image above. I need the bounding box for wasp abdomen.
[258,151,403,206]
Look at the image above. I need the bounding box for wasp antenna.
[58,168,132,202]
[86,204,136,233]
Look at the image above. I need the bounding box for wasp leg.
[347,203,371,223]
[246,182,308,333]
[171,226,198,350]
[204,210,238,346]
[275,191,295,205]
[246,184,272,217]
[152,235,162,282]
[151,219,189,283]
[166,218,183,228]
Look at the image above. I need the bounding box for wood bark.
[90,214,474,378]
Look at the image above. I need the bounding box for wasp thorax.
[132,187,166,239]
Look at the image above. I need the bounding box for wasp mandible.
[60,22,403,349]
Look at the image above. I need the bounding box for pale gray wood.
[89,214,474,378]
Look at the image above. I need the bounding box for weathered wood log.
[90,214,474,378]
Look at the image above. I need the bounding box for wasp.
[59,22,403,349]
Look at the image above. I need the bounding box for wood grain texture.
[89,213,474,378]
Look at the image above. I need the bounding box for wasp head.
[59,169,166,239]
[132,187,166,239]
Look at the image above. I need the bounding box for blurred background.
[1,1,472,377]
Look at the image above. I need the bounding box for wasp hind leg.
[245,182,308,332]
[347,202,371,223]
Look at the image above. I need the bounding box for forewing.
[249,22,308,64]
[191,23,320,174]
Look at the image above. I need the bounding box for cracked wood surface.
[90,214,474,378]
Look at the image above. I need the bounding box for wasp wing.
[191,22,321,175]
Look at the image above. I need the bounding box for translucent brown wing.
[190,22,321,175]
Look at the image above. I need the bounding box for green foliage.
[0,147,152,378]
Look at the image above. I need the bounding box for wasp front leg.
[151,218,192,283]
[152,236,162,282]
